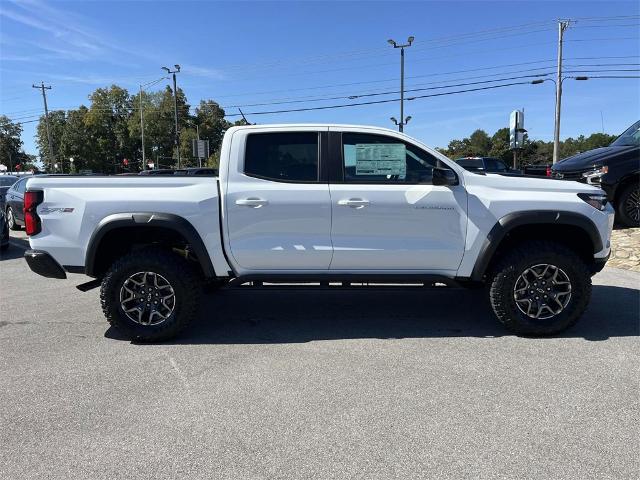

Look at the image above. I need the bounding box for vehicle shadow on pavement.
[0,237,29,260]
[106,284,640,344]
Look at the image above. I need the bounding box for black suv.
[454,157,520,174]
[552,120,640,227]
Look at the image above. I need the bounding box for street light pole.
[532,76,589,158]
[553,20,570,164]
[388,36,414,132]
[162,65,181,168]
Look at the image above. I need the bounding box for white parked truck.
[22,124,614,341]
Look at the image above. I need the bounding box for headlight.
[578,192,608,211]
[581,165,608,184]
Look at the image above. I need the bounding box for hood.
[553,145,638,170]
[465,170,602,194]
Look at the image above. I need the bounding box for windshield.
[0,176,18,187]
[455,158,484,170]
[611,120,640,147]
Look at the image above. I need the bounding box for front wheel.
[488,240,592,336]
[100,248,201,341]
[616,182,640,228]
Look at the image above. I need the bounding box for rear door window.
[244,132,319,182]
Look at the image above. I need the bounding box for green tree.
[59,106,96,172]
[467,129,491,156]
[36,110,66,170]
[194,100,230,153]
[489,128,511,164]
[0,115,23,169]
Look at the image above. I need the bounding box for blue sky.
[1,0,639,157]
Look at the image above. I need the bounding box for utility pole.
[388,36,414,132]
[196,124,201,168]
[139,85,146,168]
[162,65,181,168]
[553,20,570,164]
[32,82,55,172]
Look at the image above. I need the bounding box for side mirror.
[432,167,458,186]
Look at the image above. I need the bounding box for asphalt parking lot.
[1,230,639,480]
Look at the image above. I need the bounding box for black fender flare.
[470,210,603,281]
[85,212,215,278]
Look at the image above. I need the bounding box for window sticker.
[355,143,406,176]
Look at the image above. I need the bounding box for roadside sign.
[192,139,210,159]
[509,110,526,150]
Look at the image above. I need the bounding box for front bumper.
[591,252,610,275]
[24,249,67,279]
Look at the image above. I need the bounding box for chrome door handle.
[236,197,268,208]
[337,198,370,209]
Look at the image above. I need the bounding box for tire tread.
[100,247,201,341]
[488,240,592,336]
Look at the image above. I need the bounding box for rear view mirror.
[432,167,458,186]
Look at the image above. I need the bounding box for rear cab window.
[244,132,319,182]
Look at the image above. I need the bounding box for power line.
[567,36,640,42]
[207,18,637,76]
[11,64,633,118]
[221,75,640,118]
[209,65,633,109]
[220,73,557,109]
[222,81,538,118]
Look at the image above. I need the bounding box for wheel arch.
[471,210,602,282]
[613,172,639,202]
[85,212,215,279]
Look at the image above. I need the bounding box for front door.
[328,130,467,271]
[225,129,333,271]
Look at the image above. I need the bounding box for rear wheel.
[100,247,201,341]
[6,207,19,230]
[616,182,640,227]
[488,240,592,336]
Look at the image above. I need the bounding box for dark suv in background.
[454,157,520,174]
[552,120,640,227]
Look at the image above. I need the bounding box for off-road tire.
[615,181,640,228]
[100,247,201,342]
[6,207,20,231]
[488,240,592,336]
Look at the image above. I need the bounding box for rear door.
[224,127,333,272]
[328,129,467,271]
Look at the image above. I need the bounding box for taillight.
[24,190,44,236]
[546,166,552,177]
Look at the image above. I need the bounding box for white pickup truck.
[22,124,614,341]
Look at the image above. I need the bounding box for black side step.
[228,274,461,288]
[76,278,102,292]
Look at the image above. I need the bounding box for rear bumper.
[24,249,67,279]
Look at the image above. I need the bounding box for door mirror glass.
[432,166,458,186]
